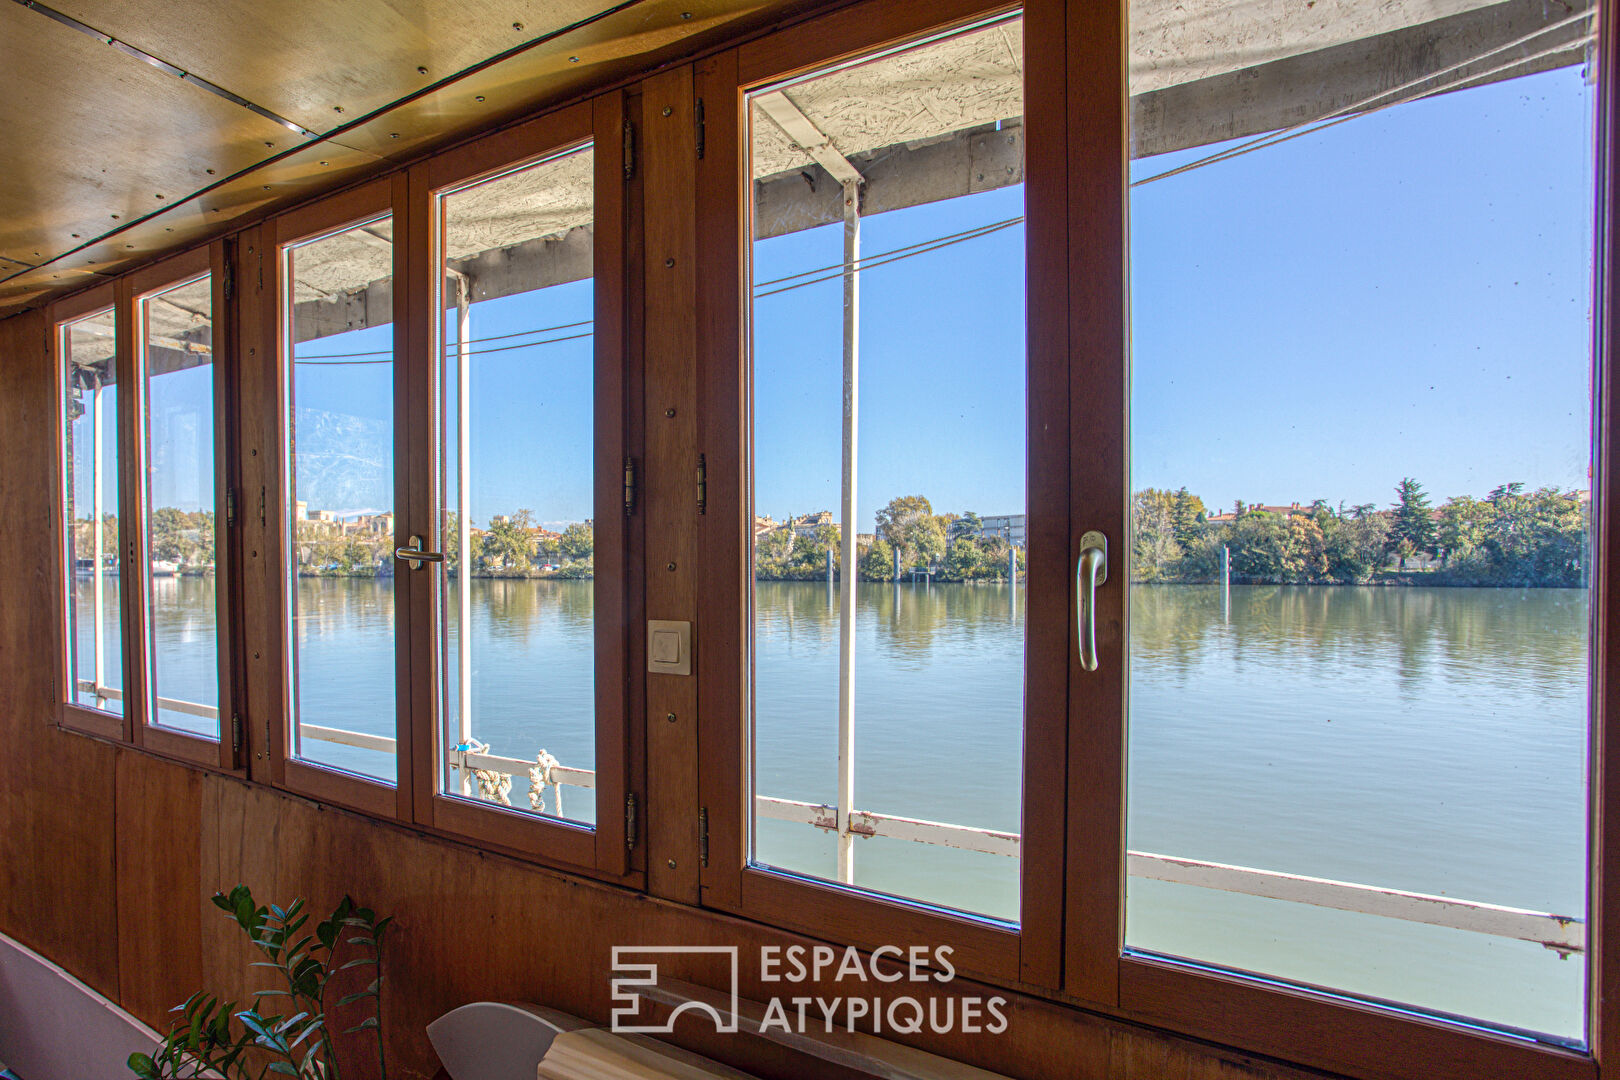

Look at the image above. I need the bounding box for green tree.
[1171,487,1205,547]
[875,495,944,573]
[1132,488,1181,582]
[1388,478,1436,568]
[485,510,536,571]
[560,521,594,561]
[858,538,894,581]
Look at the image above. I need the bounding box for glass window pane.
[1123,0,1596,1043]
[436,145,597,824]
[62,308,123,714]
[140,275,219,737]
[748,16,1026,922]
[285,217,397,782]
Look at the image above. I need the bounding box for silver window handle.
[1078,530,1108,672]
[394,535,444,570]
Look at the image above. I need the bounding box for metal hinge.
[699,806,709,866]
[225,488,236,528]
[623,118,636,181]
[623,456,636,516]
[223,261,235,301]
[625,792,638,851]
[694,97,705,160]
[258,484,266,528]
[230,711,242,758]
[696,454,706,515]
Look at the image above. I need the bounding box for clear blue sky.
[122,63,1597,531]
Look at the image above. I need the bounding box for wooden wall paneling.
[0,307,121,1000]
[694,47,747,913]
[233,224,284,784]
[640,66,703,905]
[1061,0,1128,1008]
[114,748,203,1028]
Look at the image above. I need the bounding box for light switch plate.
[647,619,691,675]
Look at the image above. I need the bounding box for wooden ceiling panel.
[0,6,296,270]
[0,0,826,318]
[47,0,622,134]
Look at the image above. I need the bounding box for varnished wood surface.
[641,67,705,906]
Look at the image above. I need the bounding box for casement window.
[259,177,410,817]
[406,97,633,873]
[130,253,232,767]
[54,250,235,768]
[695,0,1069,988]
[58,290,123,736]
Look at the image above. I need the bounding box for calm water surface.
[73,577,1590,1038]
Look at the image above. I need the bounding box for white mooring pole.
[457,275,474,793]
[92,376,106,705]
[836,177,861,885]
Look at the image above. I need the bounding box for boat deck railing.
[75,686,1584,957]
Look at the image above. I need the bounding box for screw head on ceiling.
[681,10,692,17]
[417,65,428,74]
[390,132,400,139]
[206,168,215,175]
[110,214,119,219]
[71,233,79,238]
[319,160,329,166]
[155,193,164,199]
[569,55,580,62]
[265,141,274,148]
[475,95,485,102]
[333,105,344,113]
[513,20,524,30]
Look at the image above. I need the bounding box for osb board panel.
[114,749,204,1028]
[0,5,301,267]
[0,309,120,999]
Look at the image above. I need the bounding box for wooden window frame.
[52,280,128,743]
[694,0,1070,991]
[124,244,238,771]
[400,94,639,881]
[263,176,411,821]
[1057,4,1611,1080]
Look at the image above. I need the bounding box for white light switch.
[647,620,691,675]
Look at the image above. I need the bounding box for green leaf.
[335,957,376,971]
[343,1016,380,1034]
[127,1051,158,1078]
[266,1062,299,1076]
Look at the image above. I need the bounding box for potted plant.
[128,885,392,1079]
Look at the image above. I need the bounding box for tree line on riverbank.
[755,495,1025,582]
[1134,480,1588,587]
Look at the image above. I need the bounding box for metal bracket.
[694,97,705,160]
[699,806,709,866]
[623,118,636,181]
[626,792,638,851]
[696,453,706,515]
[623,456,636,516]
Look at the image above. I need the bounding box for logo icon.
[610,946,740,1033]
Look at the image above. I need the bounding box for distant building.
[294,500,308,522]
[976,514,1025,546]
[789,510,834,537]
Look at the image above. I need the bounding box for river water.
[73,576,1590,1040]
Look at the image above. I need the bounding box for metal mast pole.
[836,177,861,884]
[457,274,474,792]
[92,377,105,704]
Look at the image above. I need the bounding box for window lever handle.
[1078,531,1108,672]
[394,535,444,570]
